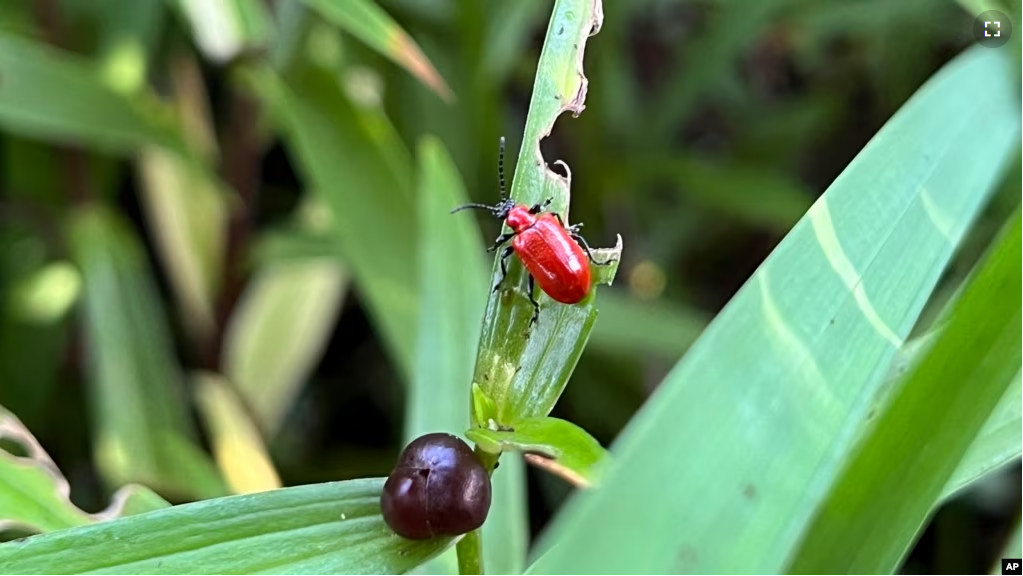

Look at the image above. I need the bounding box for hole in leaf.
[0,437,30,459]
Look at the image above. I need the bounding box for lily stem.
[456,529,484,575]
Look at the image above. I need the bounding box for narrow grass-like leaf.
[472,0,622,426]
[300,0,453,101]
[0,478,453,574]
[0,33,183,155]
[193,372,282,495]
[480,0,548,84]
[940,370,1022,503]
[68,206,228,501]
[0,406,169,533]
[788,209,1022,573]
[136,55,225,341]
[407,135,488,441]
[528,46,1020,574]
[467,417,608,488]
[409,136,527,575]
[172,0,274,63]
[223,259,349,435]
[243,63,419,382]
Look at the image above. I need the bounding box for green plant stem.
[456,529,484,575]
[455,446,500,575]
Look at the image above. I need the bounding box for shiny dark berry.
[380,432,492,540]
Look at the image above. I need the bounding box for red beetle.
[452,137,613,324]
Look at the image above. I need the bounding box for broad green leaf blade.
[299,0,453,101]
[409,136,528,575]
[173,0,274,63]
[0,406,91,532]
[193,372,282,495]
[527,45,1020,575]
[0,406,169,533]
[940,370,1022,503]
[243,63,419,383]
[473,0,623,426]
[467,417,608,487]
[789,209,1022,574]
[0,479,453,575]
[223,258,349,436]
[0,32,183,155]
[68,206,228,501]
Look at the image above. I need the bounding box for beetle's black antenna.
[450,202,498,215]
[498,136,506,199]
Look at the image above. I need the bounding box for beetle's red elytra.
[451,137,614,324]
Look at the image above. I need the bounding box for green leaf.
[0,405,169,534]
[300,0,453,101]
[193,372,283,495]
[243,62,419,383]
[527,45,1021,574]
[480,0,548,84]
[0,406,91,533]
[223,258,349,436]
[113,484,172,517]
[0,32,183,155]
[409,136,528,575]
[789,209,1021,574]
[406,135,488,441]
[135,55,226,341]
[940,370,1022,503]
[67,205,228,500]
[0,478,453,574]
[467,417,608,488]
[472,0,623,426]
[172,0,274,63]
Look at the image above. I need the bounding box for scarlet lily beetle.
[451,137,614,325]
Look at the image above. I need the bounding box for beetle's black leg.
[551,212,584,235]
[487,232,516,253]
[527,274,540,325]
[529,197,553,215]
[493,246,514,293]
[571,233,614,266]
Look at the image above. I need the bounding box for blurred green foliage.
[0,0,1020,573]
